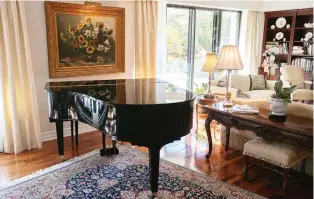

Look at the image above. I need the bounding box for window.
[163,5,241,91]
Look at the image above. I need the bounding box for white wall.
[24,1,135,140]
[262,1,313,11]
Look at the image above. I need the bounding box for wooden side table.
[195,95,222,133]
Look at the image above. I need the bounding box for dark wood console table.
[204,102,313,160]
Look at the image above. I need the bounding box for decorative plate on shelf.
[286,24,290,29]
[271,25,275,29]
[276,17,286,28]
[275,32,284,40]
[305,32,313,39]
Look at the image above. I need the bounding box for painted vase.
[270,98,287,116]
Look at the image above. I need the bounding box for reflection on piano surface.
[45,78,195,195]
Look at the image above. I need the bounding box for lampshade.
[201,53,217,72]
[215,45,244,70]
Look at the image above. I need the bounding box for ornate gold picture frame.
[45,2,125,78]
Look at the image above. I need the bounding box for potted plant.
[269,80,297,122]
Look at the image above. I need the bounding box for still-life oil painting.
[58,15,115,66]
[45,2,125,78]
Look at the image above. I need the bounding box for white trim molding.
[41,124,96,142]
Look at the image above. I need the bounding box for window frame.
[166,4,242,90]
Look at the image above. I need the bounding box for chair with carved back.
[243,102,313,195]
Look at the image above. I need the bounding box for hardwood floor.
[0,130,312,199]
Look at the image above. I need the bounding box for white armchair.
[281,65,313,103]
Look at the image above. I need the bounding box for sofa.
[210,73,288,99]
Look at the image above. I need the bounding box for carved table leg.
[225,127,230,153]
[55,121,65,161]
[149,148,160,196]
[244,155,249,180]
[205,112,213,160]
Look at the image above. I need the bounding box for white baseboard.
[41,124,97,142]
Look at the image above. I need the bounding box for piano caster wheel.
[60,156,66,162]
[100,147,119,156]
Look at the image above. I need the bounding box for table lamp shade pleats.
[201,53,217,72]
[215,45,244,70]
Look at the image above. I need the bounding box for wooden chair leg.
[70,121,74,139]
[243,155,249,180]
[282,169,288,195]
[300,158,307,183]
[75,120,79,146]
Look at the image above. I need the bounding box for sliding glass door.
[193,10,218,87]
[165,7,190,90]
[164,5,241,91]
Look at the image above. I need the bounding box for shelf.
[267,28,290,31]
[291,54,313,57]
[294,41,313,43]
[295,27,313,30]
[266,41,290,43]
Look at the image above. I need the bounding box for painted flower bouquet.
[60,18,114,64]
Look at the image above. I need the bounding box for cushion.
[236,89,250,99]
[217,80,226,87]
[210,86,238,98]
[287,102,313,119]
[243,137,310,169]
[249,75,267,90]
[212,74,251,92]
[245,90,275,99]
[231,74,251,92]
[292,89,313,101]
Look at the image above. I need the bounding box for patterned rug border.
[0,145,265,199]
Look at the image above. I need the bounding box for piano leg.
[149,148,160,196]
[55,121,65,161]
[99,133,119,156]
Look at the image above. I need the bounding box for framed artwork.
[45,2,125,78]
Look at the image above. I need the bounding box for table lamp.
[201,53,217,100]
[215,45,243,107]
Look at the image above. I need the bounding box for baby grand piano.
[45,78,195,195]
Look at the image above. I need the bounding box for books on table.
[232,105,259,114]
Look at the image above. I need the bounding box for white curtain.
[135,0,159,78]
[239,11,264,75]
[0,1,41,154]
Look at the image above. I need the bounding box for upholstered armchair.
[281,65,313,103]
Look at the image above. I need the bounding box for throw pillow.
[217,80,226,87]
[236,89,250,99]
[249,75,267,90]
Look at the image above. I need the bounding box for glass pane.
[193,10,216,90]
[220,11,240,46]
[163,7,190,91]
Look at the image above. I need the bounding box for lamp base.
[268,113,287,123]
[204,93,215,100]
[222,99,233,107]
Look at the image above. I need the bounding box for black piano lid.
[45,78,195,105]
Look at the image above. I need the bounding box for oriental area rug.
[0,146,264,199]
